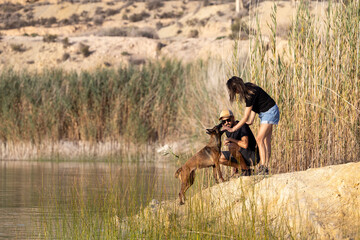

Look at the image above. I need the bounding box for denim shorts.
[259,104,280,124]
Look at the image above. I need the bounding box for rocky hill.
[0,0,328,72]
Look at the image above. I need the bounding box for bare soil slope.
[0,0,328,71]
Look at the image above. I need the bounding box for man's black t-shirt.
[245,83,276,114]
[226,121,256,152]
[224,121,259,166]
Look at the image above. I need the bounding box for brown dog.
[174,123,225,205]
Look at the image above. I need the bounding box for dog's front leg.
[179,183,186,205]
[212,164,224,183]
[215,162,225,183]
[212,166,219,183]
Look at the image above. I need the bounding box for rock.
[144,162,360,239]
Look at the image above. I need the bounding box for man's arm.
[225,136,249,149]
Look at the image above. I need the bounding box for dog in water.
[175,123,224,205]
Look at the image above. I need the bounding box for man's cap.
[219,109,233,120]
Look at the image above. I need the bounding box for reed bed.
[0,60,189,145]
[233,0,360,172]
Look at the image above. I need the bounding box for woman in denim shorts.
[222,76,280,175]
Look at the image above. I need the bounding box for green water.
[0,160,179,239]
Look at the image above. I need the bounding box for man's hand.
[224,138,237,146]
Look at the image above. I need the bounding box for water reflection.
[0,160,179,239]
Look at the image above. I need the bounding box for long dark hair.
[226,76,255,103]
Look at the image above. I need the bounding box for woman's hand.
[221,125,234,133]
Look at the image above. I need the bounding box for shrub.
[10,43,26,52]
[229,18,251,39]
[188,29,199,38]
[136,27,159,39]
[58,19,70,26]
[155,21,163,30]
[0,3,23,13]
[199,18,209,27]
[99,27,128,37]
[46,17,57,26]
[146,0,164,10]
[62,53,70,61]
[105,8,120,17]
[121,51,131,56]
[79,43,91,57]
[43,34,58,43]
[217,11,225,17]
[69,14,80,24]
[26,12,34,20]
[186,18,198,26]
[129,11,150,22]
[80,11,88,18]
[157,11,183,19]
[95,7,104,15]
[93,15,104,25]
[98,27,159,39]
[61,37,70,48]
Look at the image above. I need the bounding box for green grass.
[38,167,323,239]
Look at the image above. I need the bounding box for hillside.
[0,0,328,72]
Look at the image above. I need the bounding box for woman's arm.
[223,106,253,132]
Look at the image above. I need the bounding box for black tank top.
[245,83,276,113]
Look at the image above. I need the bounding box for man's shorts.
[222,148,260,167]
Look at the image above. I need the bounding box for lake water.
[0,160,179,239]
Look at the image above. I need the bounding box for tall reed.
[0,60,189,145]
[231,0,360,172]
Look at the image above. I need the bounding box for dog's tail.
[175,167,182,178]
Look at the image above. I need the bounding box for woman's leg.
[264,125,273,165]
[256,123,273,167]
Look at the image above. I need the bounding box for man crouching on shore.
[219,109,259,177]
